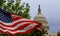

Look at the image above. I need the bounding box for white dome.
[33,5,49,30]
[34,12,48,23]
[34,13,45,19]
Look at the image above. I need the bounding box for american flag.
[0,8,42,36]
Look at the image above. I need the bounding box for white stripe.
[0,18,29,25]
[37,28,42,31]
[22,24,37,31]
[0,22,32,30]
[0,28,25,32]
[0,28,9,32]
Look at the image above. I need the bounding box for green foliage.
[0,0,30,19]
[31,29,47,36]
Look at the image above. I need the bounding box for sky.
[21,0,60,33]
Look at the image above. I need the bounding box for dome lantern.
[38,5,41,14]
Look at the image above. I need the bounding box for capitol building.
[33,5,57,36]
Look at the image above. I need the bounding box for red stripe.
[9,23,33,31]
[7,26,36,34]
[0,22,33,31]
[0,26,36,35]
[0,20,42,27]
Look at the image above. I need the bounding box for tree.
[0,0,47,36]
[0,0,30,19]
[57,32,60,36]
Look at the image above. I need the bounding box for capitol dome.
[34,5,49,30]
[33,5,57,36]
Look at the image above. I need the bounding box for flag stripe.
[0,22,32,30]
[0,19,40,27]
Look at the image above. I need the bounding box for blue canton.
[0,8,12,23]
